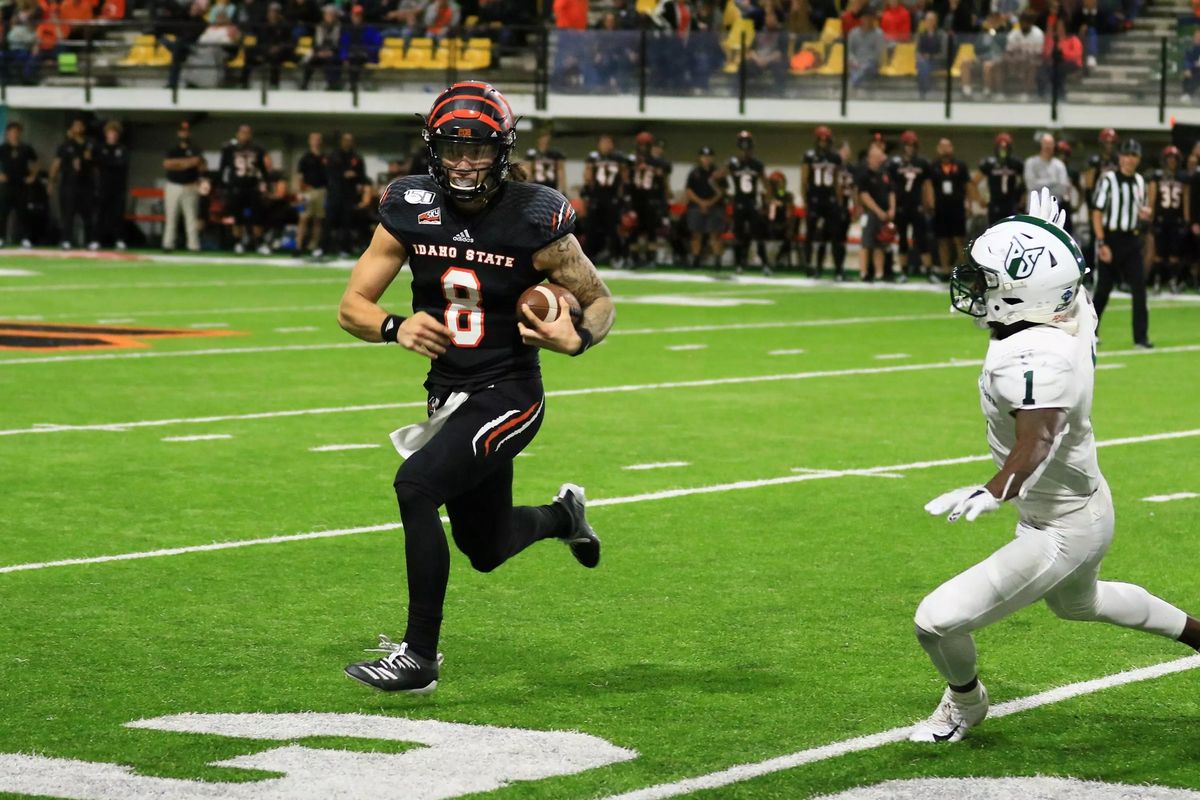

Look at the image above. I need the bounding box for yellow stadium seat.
[816,41,844,74]
[722,0,740,29]
[820,17,842,43]
[950,41,975,77]
[724,17,754,53]
[402,37,434,68]
[119,34,162,67]
[294,35,313,59]
[880,41,916,76]
[457,37,492,70]
[227,35,255,69]
[372,41,403,68]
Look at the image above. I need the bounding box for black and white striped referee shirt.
[1092,169,1146,233]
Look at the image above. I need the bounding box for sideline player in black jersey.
[975,132,1024,224]
[728,130,769,275]
[526,130,565,192]
[763,171,796,269]
[628,131,670,268]
[0,122,38,249]
[1147,145,1189,292]
[1085,128,1119,214]
[336,82,616,694]
[219,124,272,254]
[931,137,976,279]
[582,133,628,265]
[48,118,94,249]
[887,130,933,280]
[801,125,844,278]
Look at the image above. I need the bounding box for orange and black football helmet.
[422,81,517,203]
[1163,144,1181,165]
[994,132,1013,155]
[815,125,833,147]
[1098,127,1118,145]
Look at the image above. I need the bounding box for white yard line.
[623,461,691,471]
[768,349,807,356]
[666,344,707,352]
[160,434,232,442]
[1142,492,1199,503]
[3,426,1195,576]
[309,443,382,452]
[0,277,346,293]
[0,341,366,366]
[276,326,321,333]
[611,313,950,336]
[96,318,135,324]
[598,655,1200,800]
[188,322,229,329]
[2,345,1196,437]
[873,353,910,360]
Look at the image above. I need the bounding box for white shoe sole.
[344,670,438,695]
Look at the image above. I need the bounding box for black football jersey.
[220,141,268,187]
[887,155,931,209]
[932,159,970,208]
[55,138,94,188]
[978,155,1024,212]
[585,150,626,199]
[378,175,577,392]
[0,142,37,182]
[765,189,794,235]
[1152,169,1187,223]
[838,165,857,209]
[802,148,842,202]
[527,148,563,189]
[629,154,669,201]
[728,156,765,209]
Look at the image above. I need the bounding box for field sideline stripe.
[2,344,1195,438]
[0,277,347,293]
[597,654,1200,800]
[2,426,1196,576]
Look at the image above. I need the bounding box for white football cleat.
[909,684,989,743]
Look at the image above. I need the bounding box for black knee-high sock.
[505,503,571,558]
[398,493,449,660]
[833,242,846,275]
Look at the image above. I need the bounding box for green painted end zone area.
[2,256,1199,800]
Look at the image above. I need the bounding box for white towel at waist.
[389,391,470,458]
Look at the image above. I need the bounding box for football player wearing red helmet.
[336,82,615,693]
[1147,145,1189,293]
[582,133,630,266]
[887,130,935,280]
[728,130,771,275]
[628,131,672,268]
[973,132,1025,224]
[802,125,845,278]
[764,171,797,269]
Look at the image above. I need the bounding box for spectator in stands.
[589,12,639,91]
[185,7,240,88]
[48,117,95,250]
[302,4,342,89]
[992,0,1020,23]
[163,0,207,90]
[1037,19,1082,98]
[162,120,205,253]
[325,131,365,256]
[915,11,947,98]
[207,0,238,24]
[937,0,978,34]
[1183,28,1200,102]
[378,0,424,38]
[685,146,725,269]
[1001,12,1043,100]
[958,12,1006,96]
[840,0,866,34]
[423,0,460,42]
[241,1,294,88]
[58,0,97,41]
[2,0,43,86]
[0,122,38,249]
[880,0,912,42]
[339,4,381,89]
[1070,0,1111,67]
[1024,132,1071,209]
[296,131,327,257]
[89,121,130,251]
[283,0,321,33]
[239,0,270,27]
[847,8,885,88]
[554,0,588,29]
[99,0,124,22]
[745,11,788,84]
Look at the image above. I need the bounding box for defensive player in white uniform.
[910,188,1200,744]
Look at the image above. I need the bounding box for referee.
[1091,138,1153,349]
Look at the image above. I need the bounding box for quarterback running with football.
[910,187,1200,743]
[336,82,615,693]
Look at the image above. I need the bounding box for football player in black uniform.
[582,133,628,266]
[888,130,933,280]
[336,82,615,694]
[47,117,94,249]
[628,131,671,268]
[763,170,796,269]
[219,124,272,254]
[728,130,769,275]
[975,132,1025,224]
[526,130,565,192]
[931,137,976,279]
[1147,145,1189,293]
[801,125,843,278]
[0,122,38,249]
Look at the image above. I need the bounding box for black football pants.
[1093,231,1148,344]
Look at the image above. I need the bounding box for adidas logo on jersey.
[452,229,474,243]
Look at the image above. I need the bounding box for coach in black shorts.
[336,83,616,694]
[932,137,973,278]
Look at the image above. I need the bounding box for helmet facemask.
[949,254,998,318]
[424,128,514,203]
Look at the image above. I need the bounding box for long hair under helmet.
[423,81,517,203]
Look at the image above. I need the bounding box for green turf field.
[2,254,1199,800]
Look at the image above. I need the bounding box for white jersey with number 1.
[977,295,1100,518]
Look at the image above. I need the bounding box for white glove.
[924,486,1002,523]
[1026,186,1066,229]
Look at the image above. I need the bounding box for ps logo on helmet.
[1003,236,1045,280]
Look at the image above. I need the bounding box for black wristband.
[380,314,405,343]
[571,327,594,357]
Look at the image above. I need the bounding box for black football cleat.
[554,483,601,568]
[344,635,443,694]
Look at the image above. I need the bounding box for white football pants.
[914,477,1188,686]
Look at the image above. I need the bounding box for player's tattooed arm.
[337,225,451,359]
[526,233,616,354]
